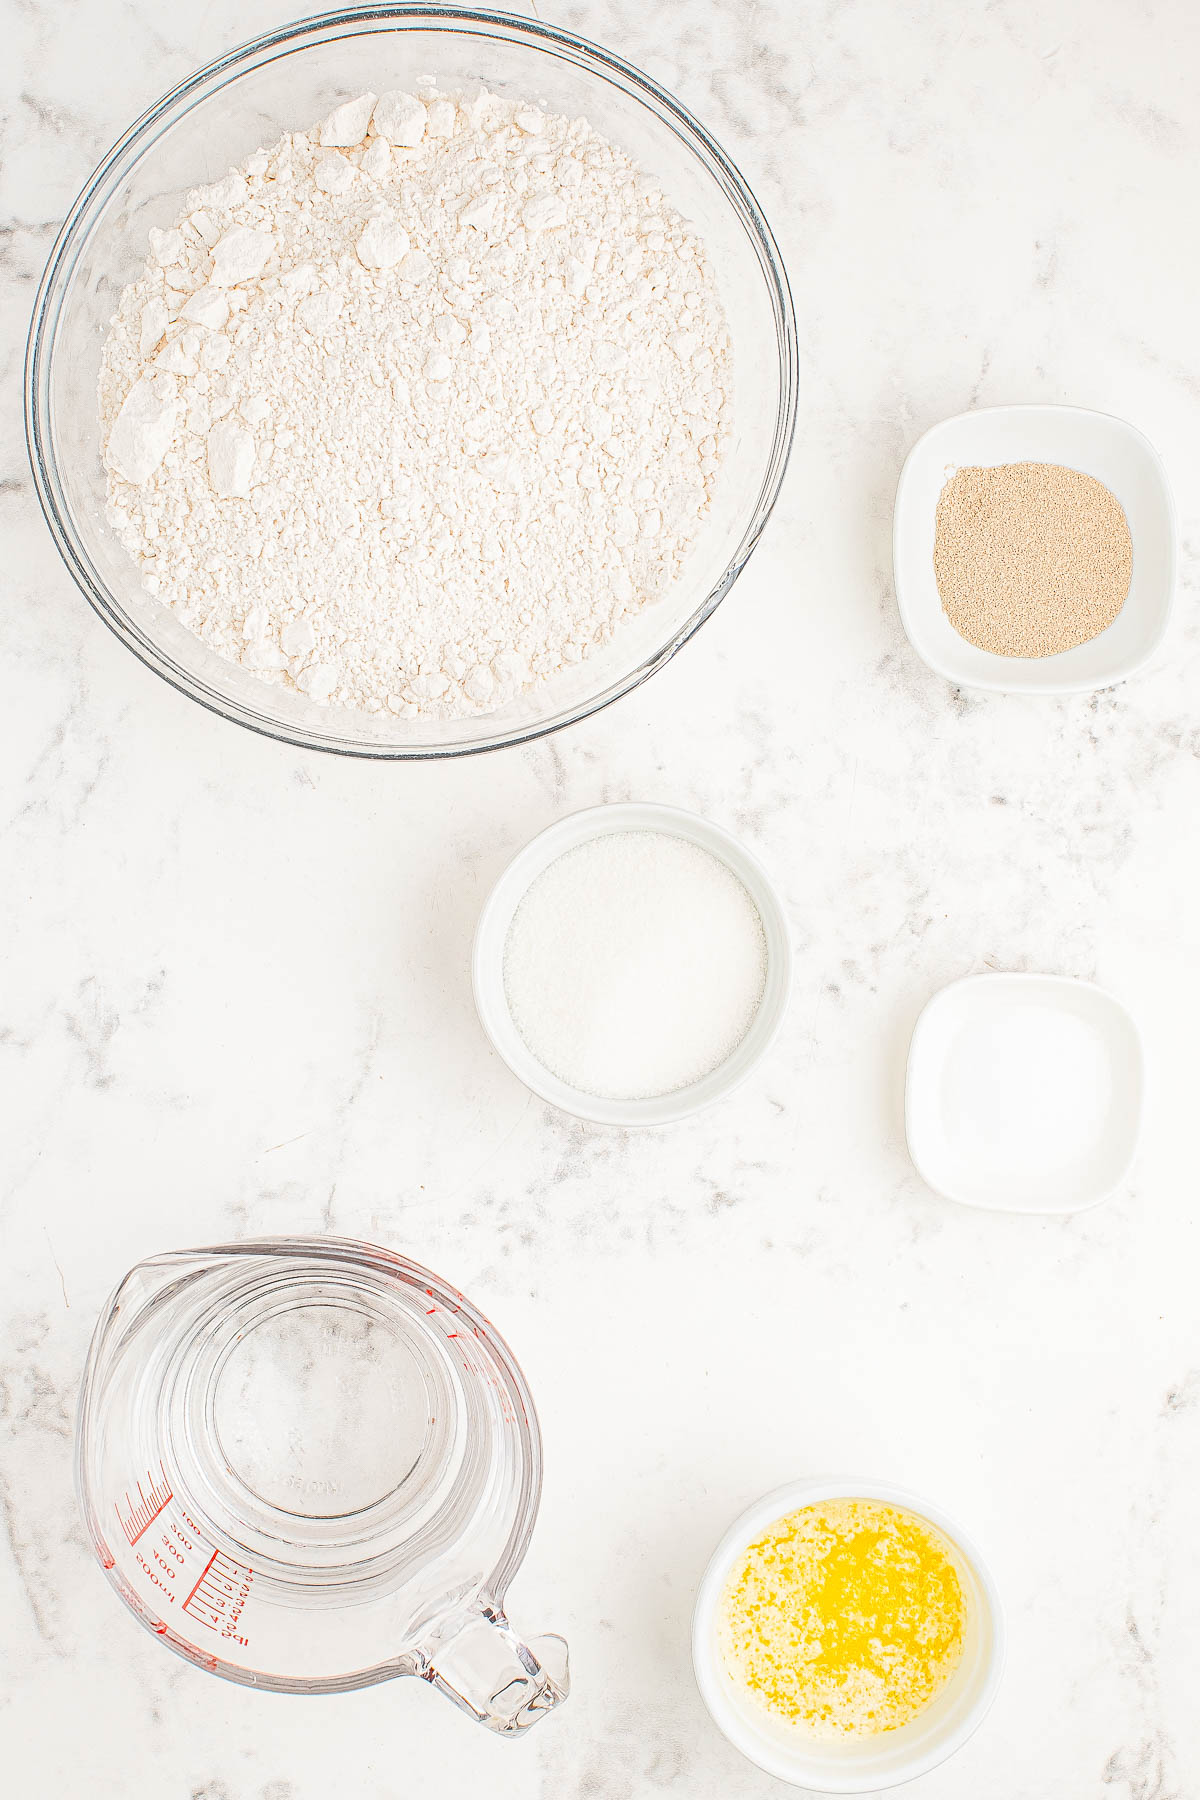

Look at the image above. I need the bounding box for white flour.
[98,88,731,719]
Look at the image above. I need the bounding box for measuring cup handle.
[421,1603,569,1734]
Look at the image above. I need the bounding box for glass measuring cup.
[75,1236,568,1732]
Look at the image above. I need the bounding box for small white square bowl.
[905,972,1144,1214]
[893,404,1176,694]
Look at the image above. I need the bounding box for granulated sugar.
[98,88,731,720]
[933,461,1132,658]
[502,830,766,1100]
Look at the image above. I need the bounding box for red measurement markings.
[182,1547,218,1612]
[182,1549,254,1641]
[116,1464,174,1546]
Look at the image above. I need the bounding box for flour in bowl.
[98,88,731,719]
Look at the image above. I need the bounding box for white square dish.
[893,404,1176,694]
[905,972,1143,1213]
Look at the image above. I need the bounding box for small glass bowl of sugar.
[472,804,793,1125]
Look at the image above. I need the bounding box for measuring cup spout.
[419,1603,569,1735]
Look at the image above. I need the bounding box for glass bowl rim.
[25,2,799,761]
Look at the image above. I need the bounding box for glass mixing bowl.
[26,5,797,759]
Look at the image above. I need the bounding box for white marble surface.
[3,0,1200,1794]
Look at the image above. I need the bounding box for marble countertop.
[4,0,1200,1794]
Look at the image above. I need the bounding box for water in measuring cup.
[77,1242,550,1699]
[211,1303,431,1517]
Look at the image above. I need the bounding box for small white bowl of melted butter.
[692,1477,1004,1792]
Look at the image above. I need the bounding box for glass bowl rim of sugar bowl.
[472,801,793,1126]
[25,3,798,760]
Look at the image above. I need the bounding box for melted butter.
[717,1498,966,1738]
